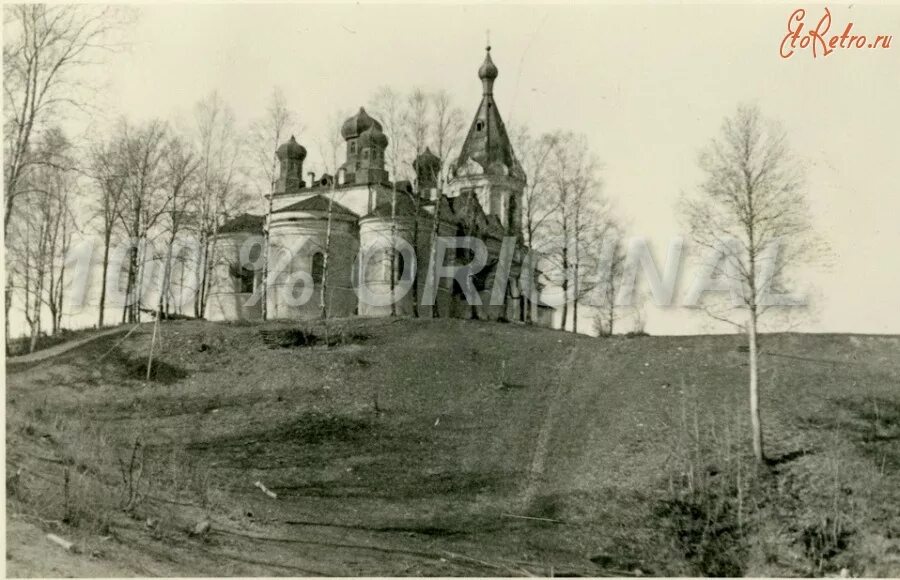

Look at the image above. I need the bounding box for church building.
[206,46,554,326]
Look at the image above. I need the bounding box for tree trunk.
[98,232,112,327]
[608,301,615,335]
[389,184,398,317]
[748,308,764,463]
[320,185,336,320]
[410,197,420,318]
[159,230,177,316]
[428,196,443,319]
[5,279,13,355]
[524,232,534,325]
[123,243,138,324]
[194,231,208,319]
[262,192,274,320]
[560,243,569,331]
[573,264,579,334]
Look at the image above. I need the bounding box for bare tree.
[88,133,127,327]
[117,119,169,323]
[8,127,77,350]
[591,236,627,336]
[317,111,347,321]
[369,87,409,317]
[426,90,464,318]
[45,162,77,335]
[192,92,247,318]
[3,4,129,237]
[158,134,199,317]
[543,132,604,332]
[680,104,823,463]
[248,87,298,320]
[403,88,430,317]
[512,128,560,323]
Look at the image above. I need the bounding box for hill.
[6,318,900,576]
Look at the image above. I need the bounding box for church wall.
[267,217,358,320]
[206,232,264,322]
[357,213,456,318]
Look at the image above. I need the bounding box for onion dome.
[275,135,306,160]
[341,107,383,140]
[413,147,441,172]
[478,46,499,82]
[358,123,388,149]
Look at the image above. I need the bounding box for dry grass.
[6,320,900,576]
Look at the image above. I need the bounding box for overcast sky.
[16,3,900,335]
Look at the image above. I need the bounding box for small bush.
[260,326,369,349]
[625,330,650,338]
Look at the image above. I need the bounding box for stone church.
[206,46,554,326]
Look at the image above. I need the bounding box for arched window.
[311,252,325,284]
[395,252,405,282]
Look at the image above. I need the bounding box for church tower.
[274,135,307,193]
[341,107,389,186]
[448,45,526,237]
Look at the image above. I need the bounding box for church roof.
[362,191,421,219]
[218,213,264,234]
[452,47,524,181]
[274,195,356,217]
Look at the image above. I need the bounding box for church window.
[311,252,325,284]
[476,120,485,132]
[395,252,414,283]
[350,142,357,154]
[238,267,255,293]
[363,250,389,283]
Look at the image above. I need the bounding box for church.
[206,46,554,326]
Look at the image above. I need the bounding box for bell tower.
[448,45,526,237]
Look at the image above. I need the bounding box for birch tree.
[368,87,408,317]
[544,132,603,332]
[404,88,429,316]
[192,92,247,318]
[248,87,298,320]
[158,134,199,317]
[317,111,346,321]
[9,127,77,350]
[426,90,464,318]
[117,119,169,323]
[591,236,627,336]
[513,128,560,323]
[680,104,823,463]
[88,134,127,327]
[3,4,129,237]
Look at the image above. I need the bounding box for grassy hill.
[6,318,900,576]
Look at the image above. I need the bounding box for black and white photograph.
[3,2,899,577]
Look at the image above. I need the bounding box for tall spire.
[452,45,524,181]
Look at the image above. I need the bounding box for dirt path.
[6,325,132,367]
[520,345,580,510]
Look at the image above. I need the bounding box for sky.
[9,3,900,335]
